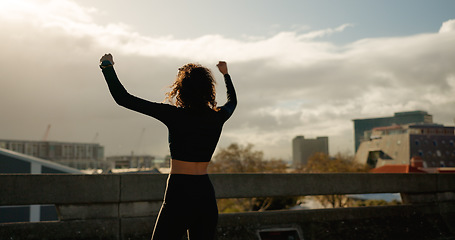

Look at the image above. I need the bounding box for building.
[352,111,433,152]
[106,154,156,169]
[292,136,329,167]
[0,139,105,170]
[354,123,455,169]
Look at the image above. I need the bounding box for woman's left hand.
[217,61,228,75]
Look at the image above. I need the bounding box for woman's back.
[100,54,235,240]
[100,59,236,163]
[167,106,229,163]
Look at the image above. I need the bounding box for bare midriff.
[170,159,210,175]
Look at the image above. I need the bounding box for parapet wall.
[1,173,454,240]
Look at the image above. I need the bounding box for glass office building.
[352,111,432,152]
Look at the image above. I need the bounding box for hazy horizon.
[1,0,455,160]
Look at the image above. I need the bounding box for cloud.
[300,24,354,40]
[439,19,455,33]
[1,0,454,160]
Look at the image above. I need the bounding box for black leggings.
[151,174,218,240]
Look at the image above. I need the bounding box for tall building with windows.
[0,139,105,170]
[352,111,433,152]
[354,123,455,168]
[292,136,329,167]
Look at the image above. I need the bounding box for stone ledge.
[2,204,453,240]
[0,218,119,240]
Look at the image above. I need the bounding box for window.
[436,150,442,157]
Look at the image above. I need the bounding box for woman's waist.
[170,159,210,175]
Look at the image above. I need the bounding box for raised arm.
[99,54,175,123]
[216,61,237,118]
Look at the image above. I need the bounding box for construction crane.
[42,124,51,141]
[92,132,99,143]
[134,128,146,155]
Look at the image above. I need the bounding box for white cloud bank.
[439,19,455,33]
[0,0,454,160]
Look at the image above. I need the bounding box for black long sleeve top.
[101,64,237,162]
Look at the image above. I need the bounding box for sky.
[1,0,454,161]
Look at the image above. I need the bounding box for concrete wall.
[1,173,454,240]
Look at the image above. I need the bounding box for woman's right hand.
[217,61,228,75]
[100,53,115,65]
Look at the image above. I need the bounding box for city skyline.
[1,0,454,160]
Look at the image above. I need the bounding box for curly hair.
[165,63,217,110]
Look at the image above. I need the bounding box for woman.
[99,53,237,240]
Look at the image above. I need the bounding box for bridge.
[1,173,454,239]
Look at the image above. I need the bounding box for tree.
[302,152,369,173]
[351,199,401,207]
[295,152,370,208]
[209,143,287,173]
[209,143,288,173]
[209,143,264,173]
[208,143,294,212]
